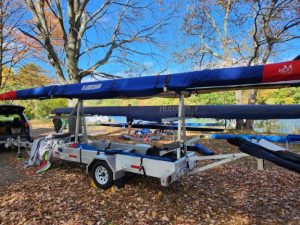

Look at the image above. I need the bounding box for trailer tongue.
[0,58,299,189]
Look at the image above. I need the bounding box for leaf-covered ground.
[1,128,300,225]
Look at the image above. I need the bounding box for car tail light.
[24,121,30,129]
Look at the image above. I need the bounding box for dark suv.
[0,105,32,145]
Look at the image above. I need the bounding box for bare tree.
[0,0,28,90]
[178,0,299,69]
[243,0,299,129]
[21,0,177,84]
[177,0,299,129]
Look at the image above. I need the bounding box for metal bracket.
[188,153,249,175]
[185,137,200,146]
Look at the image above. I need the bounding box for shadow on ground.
[0,150,26,186]
[31,127,54,138]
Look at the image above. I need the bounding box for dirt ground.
[0,121,300,225]
[0,150,25,186]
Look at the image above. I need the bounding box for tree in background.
[8,63,53,89]
[178,0,299,73]
[21,0,177,84]
[3,63,67,119]
[0,0,30,90]
[176,0,299,129]
[188,91,235,105]
[257,87,300,105]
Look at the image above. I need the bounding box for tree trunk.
[67,77,81,107]
[68,99,78,107]
[67,76,82,135]
[244,89,258,130]
[0,0,3,89]
[235,90,244,129]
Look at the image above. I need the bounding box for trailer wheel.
[91,161,114,190]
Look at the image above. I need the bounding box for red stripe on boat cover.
[0,91,17,100]
[262,60,300,83]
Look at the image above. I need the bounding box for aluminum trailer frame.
[53,142,196,186]
[49,94,254,189]
[1,136,33,158]
[4,137,32,149]
[50,95,199,188]
[1,59,299,189]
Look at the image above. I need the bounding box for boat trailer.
[49,95,252,189]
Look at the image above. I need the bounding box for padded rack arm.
[188,153,249,175]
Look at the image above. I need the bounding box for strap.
[79,148,82,165]
[105,142,112,150]
[97,142,112,155]
[164,75,171,88]
[139,157,146,177]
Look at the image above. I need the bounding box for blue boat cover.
[0,59,299,100]
[97,122,224,132]
[228,138,300,173]
[210,134,287,143]
[52,104,300,121]
[189,143,215,155]
[70,143,173,162]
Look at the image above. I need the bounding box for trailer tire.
[91,161,114,190]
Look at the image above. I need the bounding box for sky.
[79,0,189,81]
[21,0,300,83]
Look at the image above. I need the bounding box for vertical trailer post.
[59,104,78,133]
[257,159,265,170]
[177,93,187,159]
[177,99,182,143]
[81,101,88,142]
[75,100,82,143]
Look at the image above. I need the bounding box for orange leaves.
[3,63,54,91]
[1,137,300,224]
[16,31,43,52]
[44,8,64,48]
[24,8,64,51]
[15,64,54,88]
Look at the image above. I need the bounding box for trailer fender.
[86,157,125,180]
